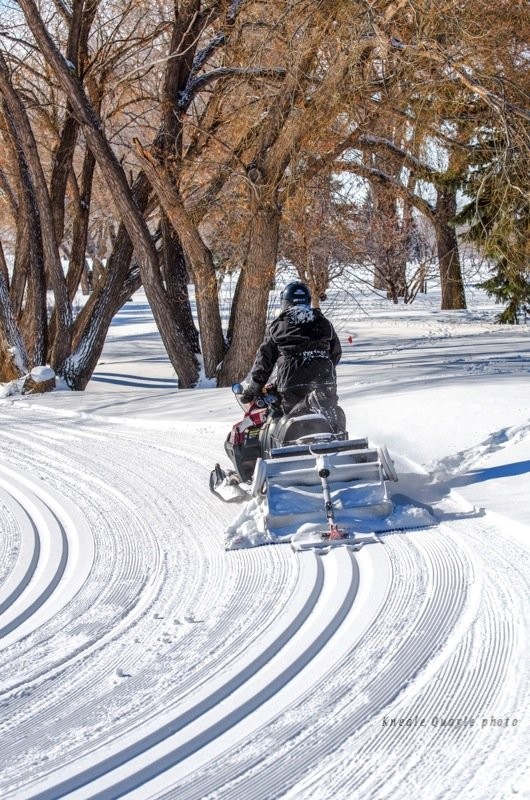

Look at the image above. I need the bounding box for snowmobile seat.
[269,437,369,459]
[268,412,334,450]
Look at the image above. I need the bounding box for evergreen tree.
[479,265,530,324]
[456,130,530,323]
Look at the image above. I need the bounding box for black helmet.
[280,281,311,311]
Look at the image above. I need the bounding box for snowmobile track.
[0,407,528,799]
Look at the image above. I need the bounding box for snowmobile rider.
[239,281,342,415]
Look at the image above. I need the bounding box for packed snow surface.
[1,288,529,799]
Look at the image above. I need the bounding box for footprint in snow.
[115,667,131,678]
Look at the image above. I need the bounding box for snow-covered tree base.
[0,365,56,397]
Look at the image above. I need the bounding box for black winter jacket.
[247,306,341,396]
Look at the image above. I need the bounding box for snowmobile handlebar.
[232,382,280,410]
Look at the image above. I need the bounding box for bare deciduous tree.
[1,0,528,389]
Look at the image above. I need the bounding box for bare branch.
[333,160,436,223]
[358,134,442,183]
[444,58,530,124]
[179,65,287,110]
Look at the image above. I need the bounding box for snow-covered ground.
[1,287,529,799]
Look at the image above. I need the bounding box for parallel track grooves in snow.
[25,556,330,798]
[0,465,93,646]
[0,407,529,800]
[0,486,40,615]
[279,519,529,800]
[175,528,471,800]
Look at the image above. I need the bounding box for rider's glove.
[239,384,261,404]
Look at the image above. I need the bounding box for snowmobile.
[210,384,399,550]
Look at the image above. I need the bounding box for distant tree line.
[1,0,528,387]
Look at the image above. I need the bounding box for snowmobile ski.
[209,463,248,503]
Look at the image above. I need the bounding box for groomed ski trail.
[0,406,529,800]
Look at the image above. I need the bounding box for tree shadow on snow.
[90,372,178,389]
[450,460,530,486]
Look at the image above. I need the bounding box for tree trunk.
[61,174,142,389]
[10,214,29,318]
[160,215,200,355]
[0,251,28,381]
[67,149,96,301]
[18,0,200,387]
[18,192,48,367]
[218,199,281,385]
[373,265,386,291]
[61,176,198,390]
[435,189,467,310]
[139,2,224,378]
[49,0,98,243]
[0,51,72,370]
[50,108,78,243]
[5,126,48,367]
[134,145,223,378]
[62,228,136,389]
[369,152,407,298]
[0,238,9,291]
